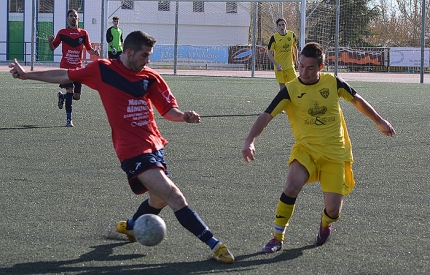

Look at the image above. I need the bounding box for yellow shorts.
[288,145,355,196]
[275,68,297,84]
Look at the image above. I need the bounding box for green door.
[8,20,24,60]
[37,21,54,61]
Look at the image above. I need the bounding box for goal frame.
[102,0,305,76]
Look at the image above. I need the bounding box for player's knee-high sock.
[321,208,339,228]
[174,206,220,250]
[65,92,73,120]
[126,199,162,230]
[273,193,296,242]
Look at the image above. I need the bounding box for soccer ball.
[133,214,166,246]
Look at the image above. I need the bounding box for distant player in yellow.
[242,42,396,252]
[267,18,298,90]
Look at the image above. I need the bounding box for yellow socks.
[271,195,340,243]
[273,200,295,242]
[321,209,340,228]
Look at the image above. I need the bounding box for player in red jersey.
[9,31,234,264]
[48,9,99,127]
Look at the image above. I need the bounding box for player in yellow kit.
[242,42,396,252]
[267,18,298,90]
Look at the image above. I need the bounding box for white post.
[174,1,179,75]
[102,0,108,58]
[31,0,36,70]
[334,0,340,75]
[300,0,306,50]
[251,2,257,77]
[420,0,425,83]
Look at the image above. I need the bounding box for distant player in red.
[9,31,234,264]
[48,9,99,127]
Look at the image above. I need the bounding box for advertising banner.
[326,48,385,67]
[228,45,270,65]
[389,47,430,67]
[152,44,228,63]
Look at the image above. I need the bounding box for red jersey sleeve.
[52,31,62,48]
[146,72,178,116]
[81,29,93,50]
[67,60,101,89]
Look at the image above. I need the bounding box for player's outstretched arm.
[350,94,396,137]
[48,35,56,51]
[9,59,71,84]
[242,112,273,162]
[292,44,298,68]
[267,50,281,71]
[88,48,100,56]
[163,108,201,123]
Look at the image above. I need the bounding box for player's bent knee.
[325,205,342,218]
[148,193,168,209]
[167,190,188,211]
[151,200,168,209]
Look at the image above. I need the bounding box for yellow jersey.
[265,73,356,162]
[268,31,297,69]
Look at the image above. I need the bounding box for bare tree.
[368,0,430,47]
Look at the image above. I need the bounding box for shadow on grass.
[200,113,260,118]
[0,125,64,130]
[0,242,317,275]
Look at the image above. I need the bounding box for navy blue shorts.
[121,149,169,194]
[59,81,82,93]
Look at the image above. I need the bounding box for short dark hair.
[113,16,119,21]
[67,9,78,16]
[300,42,325,66]
[276,18,286,25]
[123,31,156,52]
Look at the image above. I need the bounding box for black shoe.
[57,92,64,109]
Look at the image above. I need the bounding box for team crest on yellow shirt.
[319,88,329,98]
[308,102,327,117]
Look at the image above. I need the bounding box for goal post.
[102,0,306,49]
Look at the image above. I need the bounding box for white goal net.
[8,0,429,80]
[99,0,303,74]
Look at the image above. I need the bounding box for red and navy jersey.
[68,59,179,162]
[52,27,92,69]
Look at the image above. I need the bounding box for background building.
[3,0,251,62]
